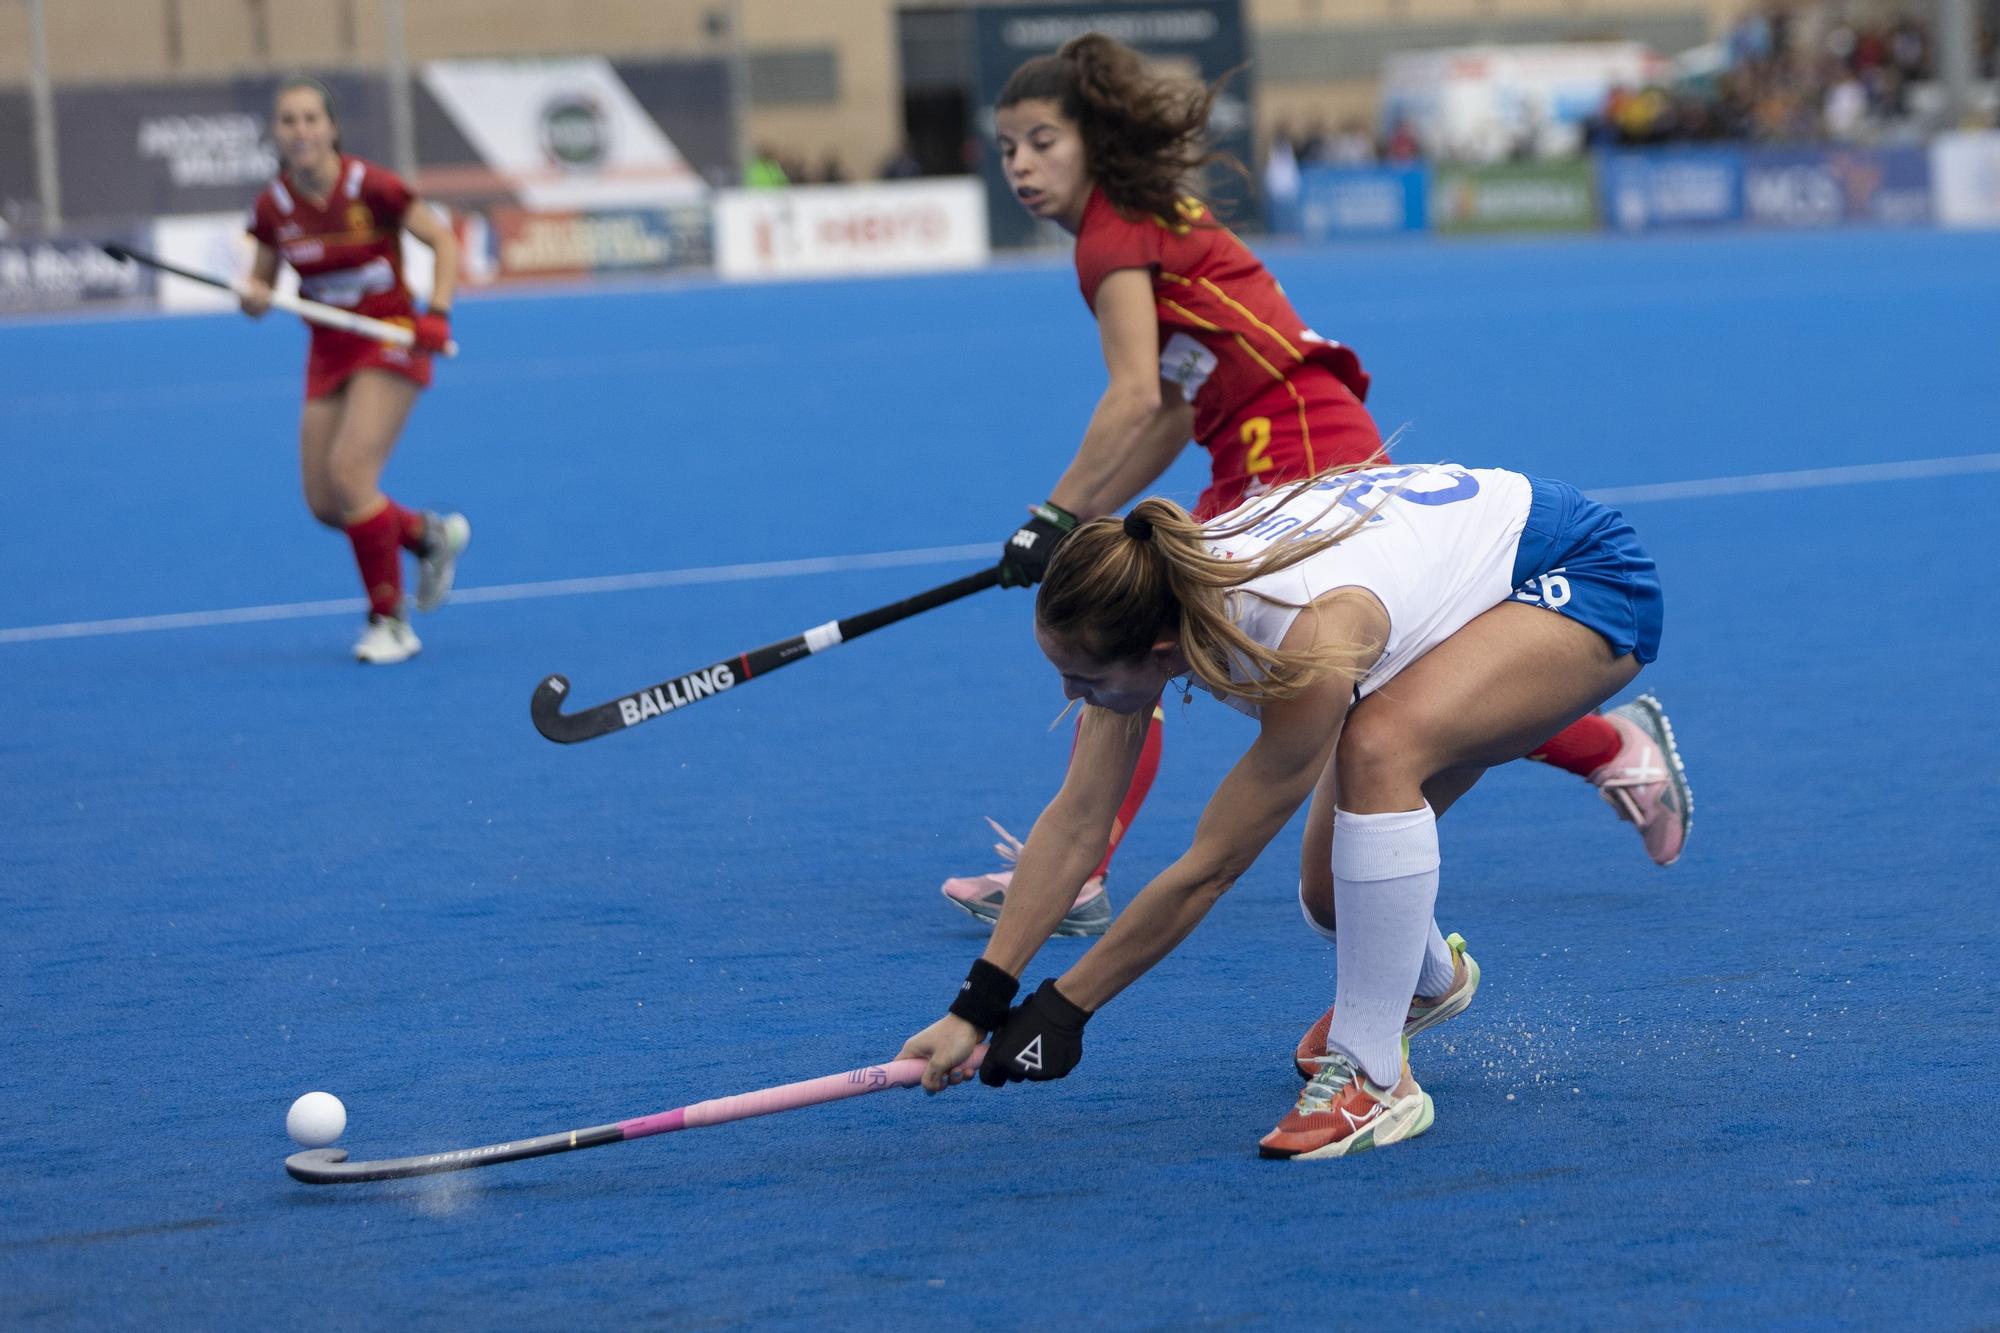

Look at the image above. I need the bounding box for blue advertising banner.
[1599,149,1744,231]
[1297,165,1427,238]
[482,205,713,283]
[1742,145,1931,228]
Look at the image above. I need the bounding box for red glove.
[412,309,451,353]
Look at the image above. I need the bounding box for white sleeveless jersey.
[1202,464,1533,716]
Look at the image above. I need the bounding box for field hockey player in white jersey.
[899,463,1680,1159]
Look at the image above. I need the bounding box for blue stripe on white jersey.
[1202,465,1534,714]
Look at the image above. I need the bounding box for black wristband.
[948,958,1020,1031]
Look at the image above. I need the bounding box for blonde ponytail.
[1038,468,1390,707]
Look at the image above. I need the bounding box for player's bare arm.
[1047,267,1181,520]
[1084,383,1195,515]
[240,242,280,317]
[983,703,1153,975]
[401,198,460,311]
[1058,600,1383,1010]
[901,704,1148,1090]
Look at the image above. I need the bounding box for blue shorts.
[1507,477,1663,664]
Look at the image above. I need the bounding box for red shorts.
[305,324,433,400]
[1193,363,1386,519]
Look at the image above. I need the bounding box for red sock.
[1529,712,1623,777]
[344,504,405,619]
[1086,705,1165,881]
[387,499,427,554]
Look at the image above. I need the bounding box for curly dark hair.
[998,32,1236,224]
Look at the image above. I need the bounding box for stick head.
[529,674,577,742]
[284,1148,350,1183]
[101,242,133,262]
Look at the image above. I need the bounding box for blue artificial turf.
[2,226,1997,1328]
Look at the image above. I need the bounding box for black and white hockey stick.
[529,565,999,743]
[100,242,459,356]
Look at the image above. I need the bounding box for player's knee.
[323,466,377,520]
[302,486,345,528]
[1336,711,1437,806]
[1298,873,1336,940]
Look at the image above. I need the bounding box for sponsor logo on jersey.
[297,255,394,308]
[616,663,737,726]
[1159,331,1217,400]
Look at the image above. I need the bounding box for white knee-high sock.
[1416,920,1457,998]
[1303,886,1457,996]
[1326,805,1440,1089]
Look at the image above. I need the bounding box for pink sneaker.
[940,820,1112,936]
[1590,694,1693,867]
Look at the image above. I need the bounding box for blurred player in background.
[942,34,1689,938]
[242,76,469,664]
[907,462,1676,1158]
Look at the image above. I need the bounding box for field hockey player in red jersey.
[242,76,469,664]
[941,34,1690,939]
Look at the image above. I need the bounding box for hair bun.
[1122,511,1154,541]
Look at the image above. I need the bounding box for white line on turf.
[0,544,991,645]
[1584,453,2000,504]
[3,453,1997,647]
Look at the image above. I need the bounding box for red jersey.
[248,155,418,323]
[1073,188,1379,514]
[247,156,431,398]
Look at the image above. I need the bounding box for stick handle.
[101,242,458,356]
[264,287,460,357]
[621,1050,983,1140]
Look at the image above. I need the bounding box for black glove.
[979,978,1091,1086]
[998,500,1079,588]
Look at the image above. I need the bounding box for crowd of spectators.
[1261,3,1992,173]
[1266,117,1422,172]
[1594,4,1995,147]
[740,143,930,188]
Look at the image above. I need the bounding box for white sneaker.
[353,614,421,664]
[414,511,470,613]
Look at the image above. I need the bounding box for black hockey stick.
[530,565,1000,743]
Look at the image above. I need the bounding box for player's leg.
[1266,602,1643,1160]
[324,370,425,663]
[299,394,346,531]
[1292,756,1482,1078]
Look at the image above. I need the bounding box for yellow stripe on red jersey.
[1071,187,1368,448]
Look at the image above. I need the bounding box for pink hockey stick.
[285,1047,987,1184]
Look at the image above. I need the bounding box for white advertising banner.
[1930,130,2000,228]
[151,212,435,312]
[420,58,708,211]
[714,179,990,281]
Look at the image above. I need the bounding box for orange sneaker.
[1293,933,1480,1079]
[1259,1043,1434,1161]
